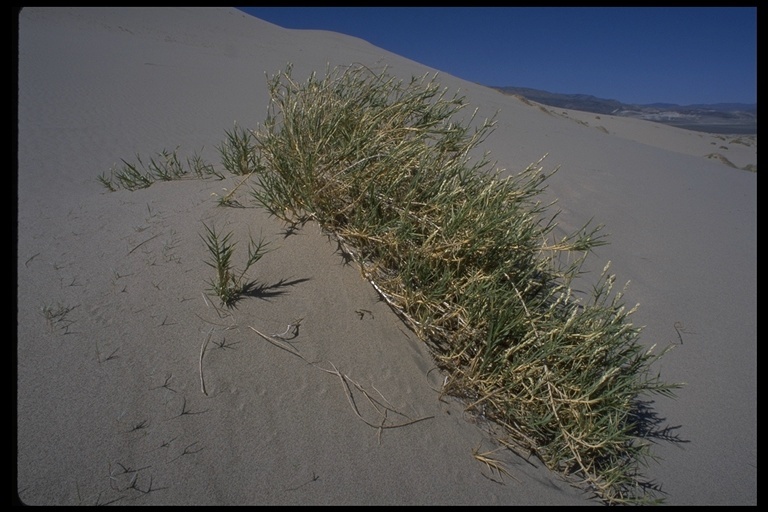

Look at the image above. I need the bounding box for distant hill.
[488,86,757,135]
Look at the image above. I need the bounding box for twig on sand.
[285,472,320,492]
[24,252,40,267]
[128,233,161,255]
[200,327,213,396]
[249,326,303,358]
[320,359,434,443]
[249,325,433,442]
[271,317,304,340]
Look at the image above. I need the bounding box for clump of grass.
[187,151,223,180]
[214,123,265,207]
[98,147,222,192]
[217,123,262,176]
[200,222,271,308]
[249,63,681,504]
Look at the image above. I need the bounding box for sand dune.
[17,7,755,505]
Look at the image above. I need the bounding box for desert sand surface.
[17,7,756,505]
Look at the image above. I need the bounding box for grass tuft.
[217,123,263,176]
[247,62,682,504]
[98,147,221,192]
[200,222,271,308]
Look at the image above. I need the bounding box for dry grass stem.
[249,324,434,442]
[472,445,519,483]
[199,327,213,396]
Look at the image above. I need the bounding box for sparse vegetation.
[200,222,271,308]
[209,123,265,207]
[729,137,753,147]
[246,63,681,504]
[41,302,79,334]
[95,61,683,504]
[217,123,262,176]
[98,146,222,192]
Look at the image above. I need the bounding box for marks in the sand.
[92,199,192,336]
[95,340,120,364]
[673,321,697,346]
[40,302,80,335]
[24,189,420,504]
[40,197,238,504]
[73,481,126,506]
[210,335,241,350]
[26,198,186,345]
[167,441,204,463]
[249,323,435,445]
[108,461,168,496]
[39,243,215,505]
[152,312,179,328]
[116,201,182,272]
[68,454,174,504]
[355,308,374,320]
[110,269,134,294]
[150,373,178,394]
[23,250,90,338]
[125,418,151,434]
[24,252,40,267]
[284,471,320,492]
[169,396,210,419]
[22,198,239,505]
[78,386,211,504]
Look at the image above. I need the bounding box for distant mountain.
[488,86,757,135]
[643,102,757,114]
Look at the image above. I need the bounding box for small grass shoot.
[200,222,271,308]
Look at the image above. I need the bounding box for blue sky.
[238,7,756,106]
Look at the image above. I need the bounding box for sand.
[16,7,756,505]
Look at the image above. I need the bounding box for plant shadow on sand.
[622,398,690,499]
[240,276,312,302]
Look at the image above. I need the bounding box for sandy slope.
[17,7,755,505]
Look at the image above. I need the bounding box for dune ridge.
[17,7,755,505]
